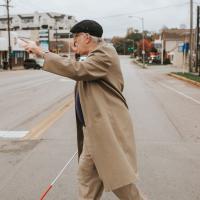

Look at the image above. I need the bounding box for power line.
[94,2,189,20]
[13,0,47,13]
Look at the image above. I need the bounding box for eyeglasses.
[73,33,86,39]
[73,33,91,47]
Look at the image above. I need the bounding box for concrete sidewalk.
[0,66,24,72]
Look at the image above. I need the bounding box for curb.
[0,67,25,72]
[169,73,200,88]
[132,59,148,69]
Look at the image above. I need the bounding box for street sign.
[182,43,189,53]
[128,47,134,52]
[39,29,49,51]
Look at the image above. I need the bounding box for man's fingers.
[24,46,33,54]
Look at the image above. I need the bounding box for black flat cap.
[70,20,103,37]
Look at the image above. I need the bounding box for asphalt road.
[0,56,200,200]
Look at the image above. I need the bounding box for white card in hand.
[18,38,36,48]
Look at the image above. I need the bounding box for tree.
[112,28,156,56]
[126,32,142,42]
[112,37,136,55]
[138,39,153,56]
[112,37,127,55]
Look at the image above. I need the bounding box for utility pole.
[68,32,72,58]
[54,16,59,54]
[196,6,200,75]
[0,0,12,70]
[141,17,145,68]
[123,42,126,55]
[6,0,12,70]
[161,32,164,65]
[189,0,193,72]
[128,16,145,67]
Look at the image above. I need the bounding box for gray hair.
[90,35,103,43]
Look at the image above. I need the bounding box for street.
[0,56,200,200]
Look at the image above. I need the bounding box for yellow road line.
[23,95,74,140]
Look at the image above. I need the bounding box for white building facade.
[0,12,76,31]
[0,12,77,67]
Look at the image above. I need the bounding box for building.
[0,30,38,67]
[0,12,76,31]
[0,12,77,68]
[159,29,194,68]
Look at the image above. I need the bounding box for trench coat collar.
[88,41,106,56]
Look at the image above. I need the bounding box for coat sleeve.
[43,48,111,81]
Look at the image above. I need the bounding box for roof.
[0,12,72,19]
[161,29,193,40]
[46,12,65,18]
[18,14,34,19]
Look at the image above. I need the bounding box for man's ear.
[85,35,92,44]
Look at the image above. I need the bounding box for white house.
[160,29,192,68]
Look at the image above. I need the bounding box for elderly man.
[25,20,144,200]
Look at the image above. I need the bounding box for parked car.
[3,60,8,70]
[148,55,161,64]
[23,59,41,69]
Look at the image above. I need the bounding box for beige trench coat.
[43,42,138,191]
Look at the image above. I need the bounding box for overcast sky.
[0,0,198,38]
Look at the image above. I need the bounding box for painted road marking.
[160,83,200,105]
[23,95,74,140]
[0,131,29,139]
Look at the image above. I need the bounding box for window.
[14,51,24,58]
[0,19,8,24]
[41,25,48,29]
[53,33,72,39]
[22,18,34,23]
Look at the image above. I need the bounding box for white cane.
[40,151,78,200]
